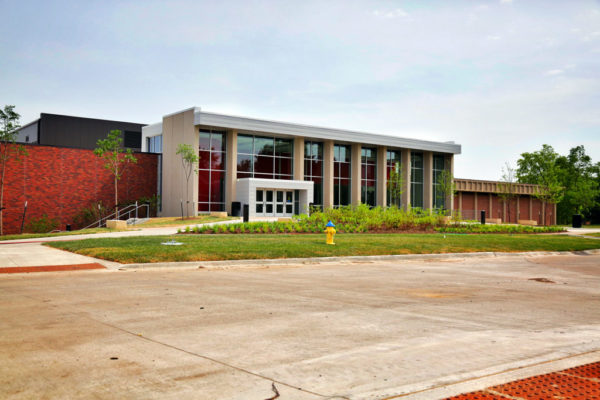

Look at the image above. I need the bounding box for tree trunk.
[115,175,119,219]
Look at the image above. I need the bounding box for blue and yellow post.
[325,220,336,245]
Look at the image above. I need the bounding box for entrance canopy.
[236,178,314,219]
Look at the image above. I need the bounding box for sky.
[1,0,599,180]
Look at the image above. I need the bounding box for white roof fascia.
[142,122,163,136]
[194,110,461,154]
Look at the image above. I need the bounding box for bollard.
[243,204,249,223]
[480,210,486,225]
[325,220,336,245]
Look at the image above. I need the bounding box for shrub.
[25,214,60,233]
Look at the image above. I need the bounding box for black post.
[480,210,486,225]
[180,199,184,220]
[243,204,249,223]
[20,201,28,233]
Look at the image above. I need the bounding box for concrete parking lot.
[1,253,599,399]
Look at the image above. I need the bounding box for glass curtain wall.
[433,154,446,209]
[198,129,226,212]
[361,147,377,207]
[410,152,424,208]
[304,141,323,209]
[334,144,351,207]
[147,135,162,153]
[386,150,402,207]
[237,134,293,179]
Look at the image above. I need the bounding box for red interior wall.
[1,144,158,234]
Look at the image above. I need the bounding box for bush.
[25,214,60,233]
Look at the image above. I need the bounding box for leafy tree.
[93,130,137,218]
[386,162,403,208]
[176,143,199,219]
[555,146,599,222]
[0,105,27,235]
[516,145,564,225]
[498,162,518,222]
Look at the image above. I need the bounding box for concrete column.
[489,193,493,218]
[351,144,361,206]
[377,146,387,207]
[446,155,454,212]
[401,149,411,209]
[502,199,507,222]
[516,196,520,221]
[553,203,557,225]
[225,130,238,215]
[423,151,433,210]
[323,140,334,209]
[459,191,463,214]
[161,108,198,217]
[293,137,304,181]
[474,192,478,213]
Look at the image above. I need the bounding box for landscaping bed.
[178,205,565,235]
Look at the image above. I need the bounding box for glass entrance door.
[255,189,294,217]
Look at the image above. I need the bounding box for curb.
[118,248,600,271]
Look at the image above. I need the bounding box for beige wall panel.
[447,155,454,211]
[225,130,238,214]
[323,140,334,209]
[160,109,197,217]
[401,149,411,209]
[423,151,433,210]
[294,137,304,180]
[351,144,361,205]
[377,146,387,207]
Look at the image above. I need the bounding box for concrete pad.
[0,254,599,399]
[0,242,120,269]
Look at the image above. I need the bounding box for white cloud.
[544,69,564,76]
[373,8,408,19]
[500,0,513,4]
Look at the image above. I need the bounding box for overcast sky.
[2,0,599,179]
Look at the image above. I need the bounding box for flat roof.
[144,107,462,154]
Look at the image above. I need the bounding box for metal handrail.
[80,202,150,230]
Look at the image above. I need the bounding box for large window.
[147,135,162,153]
[198,129,226,212]
[334,144,351,207]
[386,150,402,207]
[237,134,293,180]
[433,155,446,209]
[410,152,424,208]
[304,141,323,209]
[361,147,377,207]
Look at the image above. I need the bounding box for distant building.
[16,113,146,151]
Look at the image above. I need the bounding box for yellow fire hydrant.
[325,221,336,245]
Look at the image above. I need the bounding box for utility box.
[572,214,583,228]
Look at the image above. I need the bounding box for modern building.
[142,107,461,219]
[16,113,146,151]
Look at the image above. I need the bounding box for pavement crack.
[264,382,280,400]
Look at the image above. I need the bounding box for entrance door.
[255,189,294,217]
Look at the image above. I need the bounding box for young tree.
[386,162,403,207]
[93,130,137,218]
[0,105,27,235]
[498,162,518,223]
[436,169,455,212]
[176,143,199,219]
[555,146,599,221]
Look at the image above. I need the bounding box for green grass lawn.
[583,232,600,237]
[138,216,237,228]
[45,233,600,264]
[0,228,121,241]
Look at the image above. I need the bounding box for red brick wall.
[1,144,158,234]
[454,191,556,225]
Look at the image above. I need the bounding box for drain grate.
[444,361,600,400]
